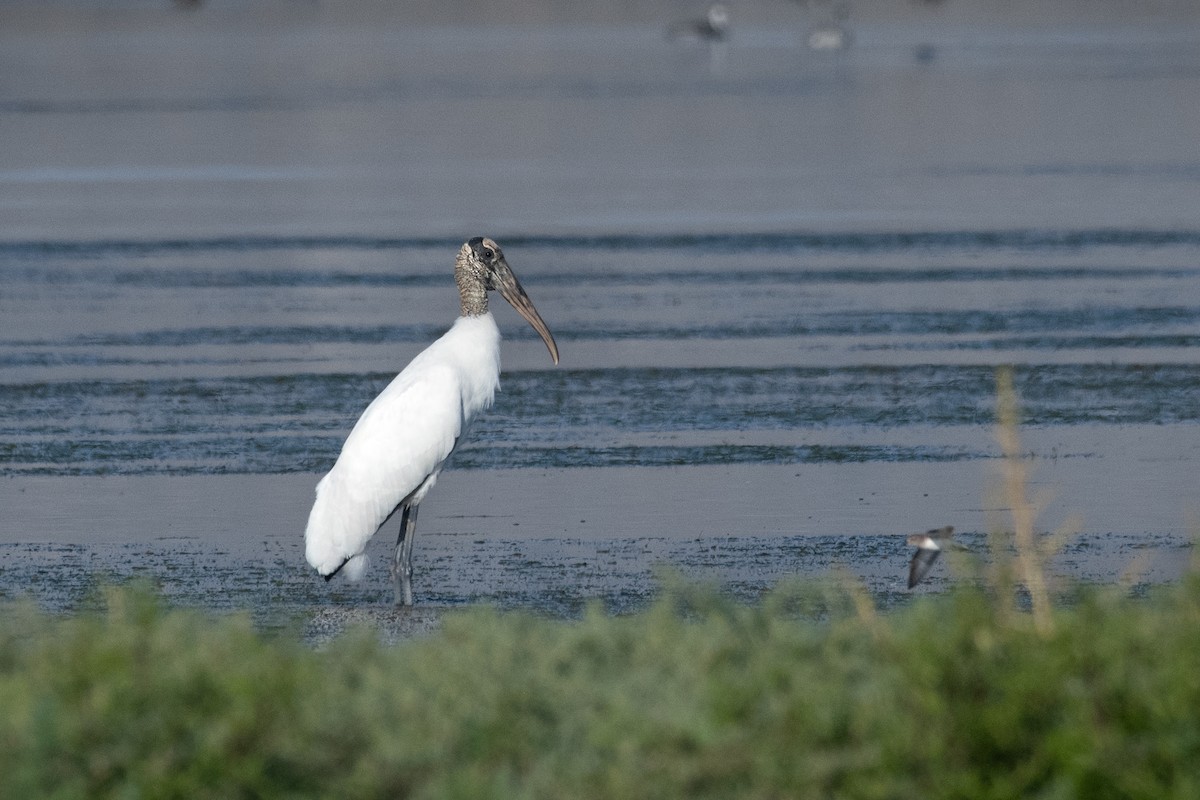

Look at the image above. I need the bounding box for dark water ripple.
[3,228,1200,259]
[5,264,1195,290]
[2,364,1197,476]
[3,306,1196,357]
[556,307,1200,341]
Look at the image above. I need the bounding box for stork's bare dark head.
[455,236,559,364]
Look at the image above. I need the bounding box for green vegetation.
[0,574,1198,799]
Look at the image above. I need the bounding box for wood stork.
[304,237,559,606]
[906,525,955,589]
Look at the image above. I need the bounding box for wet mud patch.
[0,529,1190,643]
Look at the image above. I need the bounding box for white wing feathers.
[304,313,503,579]
[304,363,465,577]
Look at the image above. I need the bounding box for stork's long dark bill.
[494,259,560,364]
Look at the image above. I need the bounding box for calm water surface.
[1,4,1198,620]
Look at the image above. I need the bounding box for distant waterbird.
[906,525,956,588]
[913,43,938,64]
[806,24,852,51]
[304,237,559,606]
[794,0,853,51]
[667,3,730,41]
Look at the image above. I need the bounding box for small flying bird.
[907,525,955,588]
[304,237,559,606]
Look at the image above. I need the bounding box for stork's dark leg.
[391,504,420,607]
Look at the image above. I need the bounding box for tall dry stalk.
[834,567,889,644]
[994,367,1055,636]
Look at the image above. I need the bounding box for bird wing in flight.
[908,548,942,589]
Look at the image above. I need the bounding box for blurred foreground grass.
[2,573,1199,799]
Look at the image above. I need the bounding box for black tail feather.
[323,557,349,582]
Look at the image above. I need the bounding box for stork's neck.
[454,248,489,317]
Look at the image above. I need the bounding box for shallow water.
[1,3,1199,625]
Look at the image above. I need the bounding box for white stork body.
[303,237,558,605]
[304,314,501,579]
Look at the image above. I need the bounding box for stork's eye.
[482,248,494,260]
